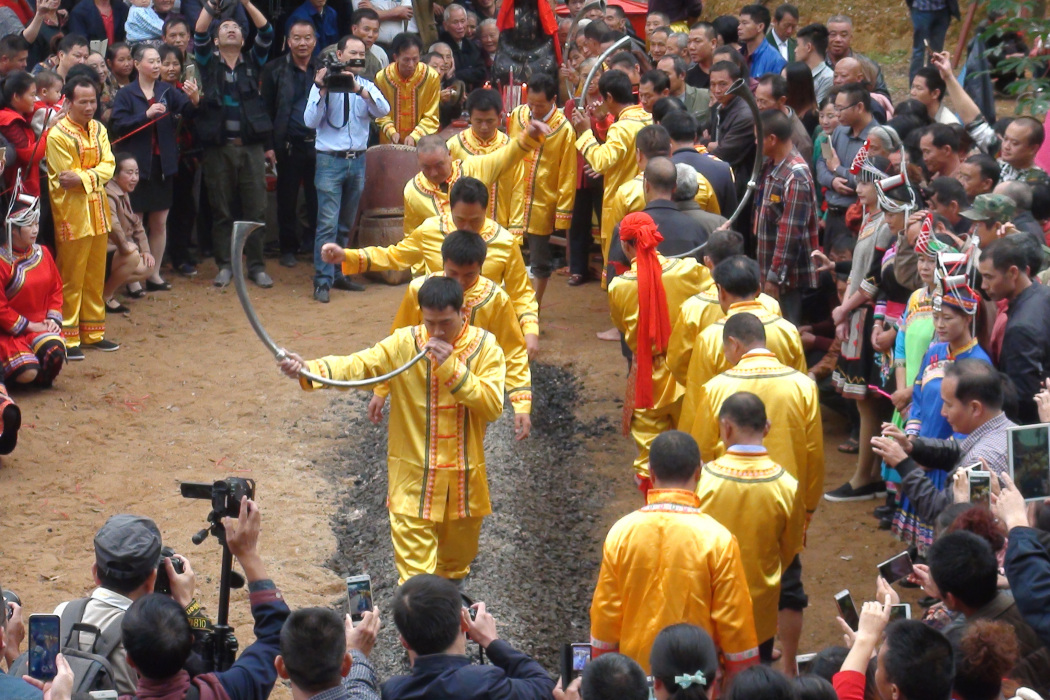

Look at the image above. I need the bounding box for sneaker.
[213,267,233,288]
[313,285,330,303]
[824,481,884,502]
[250,270,274,288]
[82,339,120,352]
[332,276,364,292]
[66,346,85,361]
[177,263,198,277]
[280,253,297,268]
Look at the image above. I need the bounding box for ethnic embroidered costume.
[374,62,440,145]
[0,243,64,384]
[506,104,577,239]
[447,128,520,230]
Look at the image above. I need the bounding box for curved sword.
[576,35,631,101]
[562,0,606,95]
[230,221,427,388]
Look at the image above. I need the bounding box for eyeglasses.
[833,102,860,113]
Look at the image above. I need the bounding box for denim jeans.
[314,152,366,288]
[909,7,952,83]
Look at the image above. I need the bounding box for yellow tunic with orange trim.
[506,104,577,239]
[387,273,531,415]
[575,104,651,253]
[609,255,706,478]
[342,215,539,337]
[447,129,519,230]
[590,488,759,674]
[374,62,441,145]
[696,447,805,643]
[299,323,506,521]
[403,131,542,235]
[690,350,825,518]
[47,116,115,242]
[667,290,781,387]
[677,300,805,430]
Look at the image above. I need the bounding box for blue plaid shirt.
[306,650,381,700]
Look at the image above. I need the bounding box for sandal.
[838,437,860,454]
[125,284,146,299]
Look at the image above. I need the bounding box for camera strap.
[323,93,351,131]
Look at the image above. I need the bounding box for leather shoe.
[314,285,330,303]
[332,276,364,292]
[873,504,895,519]
[567,274,587,286]
[213,267,233,288]
[250,270,274,288]
[280,253,297,268]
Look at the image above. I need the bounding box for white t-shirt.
[353,0,416,44]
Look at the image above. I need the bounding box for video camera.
[322,55,365,93]
[181,477,255,522]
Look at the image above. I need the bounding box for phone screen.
[878,552,914,585]
[346,577,373,623]
[889,604,911,622]
[28,615,60,680]
[835,591,859,631]
[570,644,592,680]
[1009,424,1050,501]
[970,472,991,507]
[796,653,817,675]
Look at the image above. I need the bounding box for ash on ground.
[317,363,616,678]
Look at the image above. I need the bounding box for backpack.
[10,598,121,695]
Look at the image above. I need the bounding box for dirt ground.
[0,250,927,697]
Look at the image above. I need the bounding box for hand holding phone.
[877,552,914,585]
[561,643,592,690]
[345,575,373,624]
[27,614,60,680]
[835,590,860,631]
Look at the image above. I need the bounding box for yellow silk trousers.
[56,233,107,347]
[389,511,484,584]
[630,399,681,479]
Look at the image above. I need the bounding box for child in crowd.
[29,70,62,137]
[125,0,165,43]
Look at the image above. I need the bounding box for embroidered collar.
[643,488,701,508]
[617,104,649,122]
[387,61,428,91]
[948,337,979,359]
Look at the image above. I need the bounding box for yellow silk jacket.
[677,300,805,430]
[342,214,539,337]
[667,290,781,386]
[388,273,531,415]
[697,447,805,643]
[47,116,115,242]
[608,256,706,410]
[506,104,577,238]
[690,350,825,516]
[576,104,651,240]
[300,324,506,521]
[403,131,540,234]
[591,488,759,674]
[374,62,440,144]
[447,129,519,230]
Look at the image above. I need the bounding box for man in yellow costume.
[47,75,116,360]
[696,391,804,667]
[330,177,539,357]
[676,255,805,430]
[404,117,548,234]
[506,74,577,307]
[372,230,532,440]
[590,430,759,678]
[667,230,780,388]
[447,89,520,231]
[374,33,440,146]
[690,312,823,676]
[608,212,705,495]
[569,69,651,269]
[279,276,506,583]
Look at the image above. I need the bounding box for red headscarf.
[620,212,669,409]
[496,0,563,65]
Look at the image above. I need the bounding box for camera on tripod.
[322,55,365,93]
[181,477,255,521]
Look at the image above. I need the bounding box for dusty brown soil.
[2,250,924,697]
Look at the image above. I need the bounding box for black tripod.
[191,511,241,672]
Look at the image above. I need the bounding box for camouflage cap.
[960,193,1017,222]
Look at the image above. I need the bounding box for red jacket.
[0,108,41,196]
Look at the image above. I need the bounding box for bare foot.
[596,328,620,341]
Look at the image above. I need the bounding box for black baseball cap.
[93,515,163,582]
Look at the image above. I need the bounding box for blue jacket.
[0,672,43,700]
[381,640,555,700]
[747,38,786,79]
[286,1,340,55]
[68,0,129,43]
[1005,526,1050,649]
[110,80,195,180]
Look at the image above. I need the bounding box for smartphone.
[796,653,817,675]
[561,643,592,689]
[28,614,61,681]
[1008,424,1050,501]
[834,590,859,631]
[889,604,912,621]
[877,551,914,585]
[970,470,991,507]
[345,575,373,623]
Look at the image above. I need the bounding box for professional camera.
[322,55,365,93]
[154,546,185,595]
[181,477,255,519]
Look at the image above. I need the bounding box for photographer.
[120,497,290,700]
[52,515,196,696]
[0,579,40,699]
[383,574,553,700]
[276,607,382,700]
[303,34,390,304]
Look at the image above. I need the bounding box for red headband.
[621,212,669,409]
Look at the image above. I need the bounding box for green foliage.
[981,0,1050,115]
